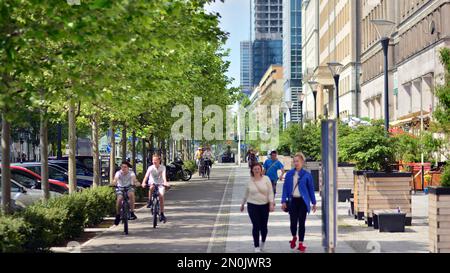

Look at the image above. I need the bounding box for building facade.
[360,0,450,134]
[240,40,253,96]
[310,0,361,119]
[255,0,284,40]
[283,0,303,123]
[301,0,320,121]
[253,0,284,87]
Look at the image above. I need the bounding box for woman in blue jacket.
[281,152,317,253]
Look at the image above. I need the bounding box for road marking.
[207,166,235,253]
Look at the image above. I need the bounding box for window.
[48,167,67,182]
[11,172,37,189]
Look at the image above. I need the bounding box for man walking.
[263,150,285,196]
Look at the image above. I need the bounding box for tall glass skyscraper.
[252,0,283,87]
[240,41,253,96]
[252,40,283,86]
[283,0,302,123]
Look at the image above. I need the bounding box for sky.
[205,0,251,88]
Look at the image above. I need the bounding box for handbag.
[283,171,303,213]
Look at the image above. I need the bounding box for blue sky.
[205,0,251,88]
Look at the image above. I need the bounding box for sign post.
[321,120,338,253]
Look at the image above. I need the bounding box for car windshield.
[11,172,37,188]
[48,167,67,181]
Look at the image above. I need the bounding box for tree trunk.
[162,139,167,165]
[1,115,12,214]
[142,138,147,172]
[40,112,50,200]
[68,101,77,193]
[109,121,116,185]
[121,123,127,162]
[131,130,136,170]
[91,113,100,188]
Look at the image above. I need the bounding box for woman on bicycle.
[142,154,171,223]
[112,161,140,225]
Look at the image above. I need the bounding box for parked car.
[0,175,62,210]
[14,162,92,188]
[48,160,94,180]
[48,155,94,172]
[0,165,69,194]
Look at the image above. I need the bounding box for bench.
[373,209,406,232]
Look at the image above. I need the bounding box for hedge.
[0,186,116,253]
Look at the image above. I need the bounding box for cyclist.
[202,146,213,173]
[142,154,171,223]
[195,146,204,176]
[113,161,140,225]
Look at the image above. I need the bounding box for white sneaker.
[260,242,265,252]
[254,247,261,253]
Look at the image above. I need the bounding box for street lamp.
[298,92,305,127]
[371,19,396,134]
[308,80,319,121]
[286,101,293,124]
[327,61,344,119]
[280,102,289,130]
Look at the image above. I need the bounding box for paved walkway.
[52,164,430,253]
[224,166,354,253]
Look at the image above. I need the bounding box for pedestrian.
[247,149,257,168]
[240,163,275,253]
[263,150,285,196]
[281,152,317,253]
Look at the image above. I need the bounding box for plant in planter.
[427,48,450,252]
[339,121,412,227]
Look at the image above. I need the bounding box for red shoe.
[298,243,306,253]
[289,236,297,249]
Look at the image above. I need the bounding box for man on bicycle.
[202,146,213,173]
[112,161,140,225]
[142,154,171,223]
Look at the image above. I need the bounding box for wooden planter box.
[337,164,355,191]
[429,187,450,253]
[364,172,412,227]
[353,171,367,220]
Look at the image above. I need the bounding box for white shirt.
[292,171,302,198]
[114,170,136,187]
[145,164,166,185]
[203,151,213,160]
[242,176,274,205]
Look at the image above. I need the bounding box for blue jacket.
[281,168,317,213]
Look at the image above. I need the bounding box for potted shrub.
[429,48,450,252]
[339,121,412,226]
[429,163,450,253]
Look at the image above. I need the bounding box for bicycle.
[148,184,171,228]
[202,159,211,180]
[117,186,132,235]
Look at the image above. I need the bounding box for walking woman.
[281,152,317,253]
[240,163,275,252]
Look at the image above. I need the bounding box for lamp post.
[298,92,305,127]
[308,80,319,121]
[281,102,289,130]
[286,101,294,125]
[327,62,344,120]
[371,19,396,135]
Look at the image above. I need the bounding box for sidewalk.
[225,166,355,253]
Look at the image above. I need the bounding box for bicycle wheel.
[207,165,210,180]
[122,201,129,235]
[153,199,159,228]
